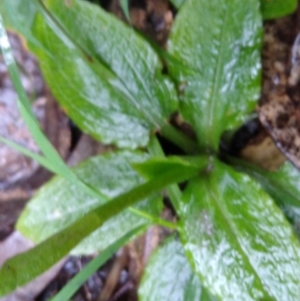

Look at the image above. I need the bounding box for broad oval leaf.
[179,158,300,301]
[167,0,262,151]
[261,0,297,20]
[236,160,300,239]
[138,236,217,301]
[17,151,162,255]
[0,153,199,297]
[168,0,296,20]
[26,0,177,149]
[0,0,40,46]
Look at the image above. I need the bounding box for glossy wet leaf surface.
[17,151,162,255]
[138,236,217,301]
[25,0,177,149]
[133,156,209,180]
[167,0,262,151]
[179,158,300,301]
[261,0,297,19]
[168,0,296,20]
[238,161,300,239]
[0,154,200,297]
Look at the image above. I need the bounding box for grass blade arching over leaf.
[168,0,262,151]
[0,156,200,297]
[17,151,163,255]
[179,158,300,301]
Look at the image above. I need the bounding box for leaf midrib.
[206,4,229,149]
[39,0,163,129]
[208,176,271,299]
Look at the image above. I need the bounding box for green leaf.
[17,151,162,255]
[168,0,296,20]
[119,0,131,23]
[138,236,217,301]
[0,0,40,47]
[0,156,199,297]
[1,0,178,150]
[167,0,262,151]
[169,0,185,9]
[133,155,209,180]
[22,0,177,149]
[0,12,91,191]
[255,163,300,239]
[261,0,297,19]
[233,160,300,240]
[51,225,144,301]
[179,158,300,301]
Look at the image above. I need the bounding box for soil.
[1,1,299,301]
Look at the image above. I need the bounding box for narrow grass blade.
[0,13,73,178]
[128,207,177,230]
[50,225,144,301]
[120,0,131,23]
[0,161,199,296]
[0,136,57,174]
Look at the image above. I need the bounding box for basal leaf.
[0,155,199,297]
[1,0,178,148]
[20,0,177,149]
[261,0,297,20]
[169,0,185,9]
[168,0,262,151]
[138,236,217,301]
[44,0,178,124]
[17,151,162,255]
[236,160,300,239]
[179,158,300,301]
[169,0,296,20]
[133,155,209,180]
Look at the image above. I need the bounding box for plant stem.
[160,123,199,154]
[0,162,198,296]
